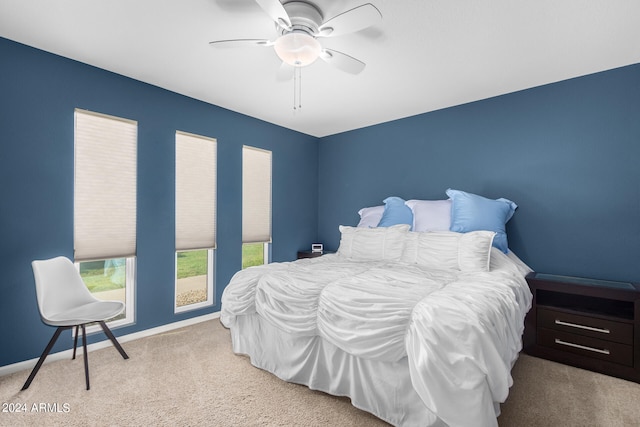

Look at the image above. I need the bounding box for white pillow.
[357,205,384,228]
[401,230,495,272]
[338,224,410,261]
[458,231,496,272]
[404,199,452,232]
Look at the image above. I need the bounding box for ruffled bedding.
[221,243,532,426]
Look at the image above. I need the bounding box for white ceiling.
[1,0,639,137]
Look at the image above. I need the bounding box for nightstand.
[296,250,335,259]
[524,272,640,383]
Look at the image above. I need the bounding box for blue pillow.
[446,189,517,253]
[377,196,414,230]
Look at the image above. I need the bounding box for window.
[242,242,269,269]
[242,146,272,268]
[76,258,135,325]
[175,131,217,312]
[74,109,137,329]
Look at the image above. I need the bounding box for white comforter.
[221,250,532,427]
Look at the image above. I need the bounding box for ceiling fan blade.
[317,3,382,37]
[276,62,295,82]
[209,39,273,48]
[320,49,366,74]
[255,0,292,30]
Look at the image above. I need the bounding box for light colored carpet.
[1,319,639,427]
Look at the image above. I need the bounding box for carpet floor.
[1,319,639,426]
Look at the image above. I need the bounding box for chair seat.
[44,300,125,326]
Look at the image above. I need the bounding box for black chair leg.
[21,326,67,391]
[22,322,128,392]
[72,325,79,360]
[98,321,129,360]
[81,324,90,390]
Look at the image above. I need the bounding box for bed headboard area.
[317,63,640,283]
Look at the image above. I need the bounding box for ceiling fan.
[209,0,382,77]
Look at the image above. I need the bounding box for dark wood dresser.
[524,272,640,383]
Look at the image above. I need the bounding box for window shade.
[242,146,272,243]
[74,109,137,261]
[175,131,217,251]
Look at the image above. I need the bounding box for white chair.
[22,256,129,391]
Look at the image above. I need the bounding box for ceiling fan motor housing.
[280,1,324,37]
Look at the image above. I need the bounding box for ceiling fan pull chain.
[293,66,297,111]
[293,66,302,112]
[298,67,302,110]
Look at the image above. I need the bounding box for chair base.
[21,322,128,391]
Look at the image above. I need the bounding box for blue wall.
[0,38,319,367]
[318,63,640,283]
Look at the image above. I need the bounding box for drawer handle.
[554,319,610,334]
[554,338,611,355]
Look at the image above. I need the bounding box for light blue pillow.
[446,189,517,253]
[377,196,414,230]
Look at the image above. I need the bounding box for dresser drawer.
[538,307,633,345]
[538,328,633,366]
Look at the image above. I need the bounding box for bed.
[221,218,532,426]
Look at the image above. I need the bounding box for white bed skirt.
[230,313,446,427]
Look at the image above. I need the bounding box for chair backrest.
[31,256,97,325]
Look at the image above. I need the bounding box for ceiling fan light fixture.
[274,32,321,67]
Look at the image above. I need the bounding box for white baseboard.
[0,311,221,378]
